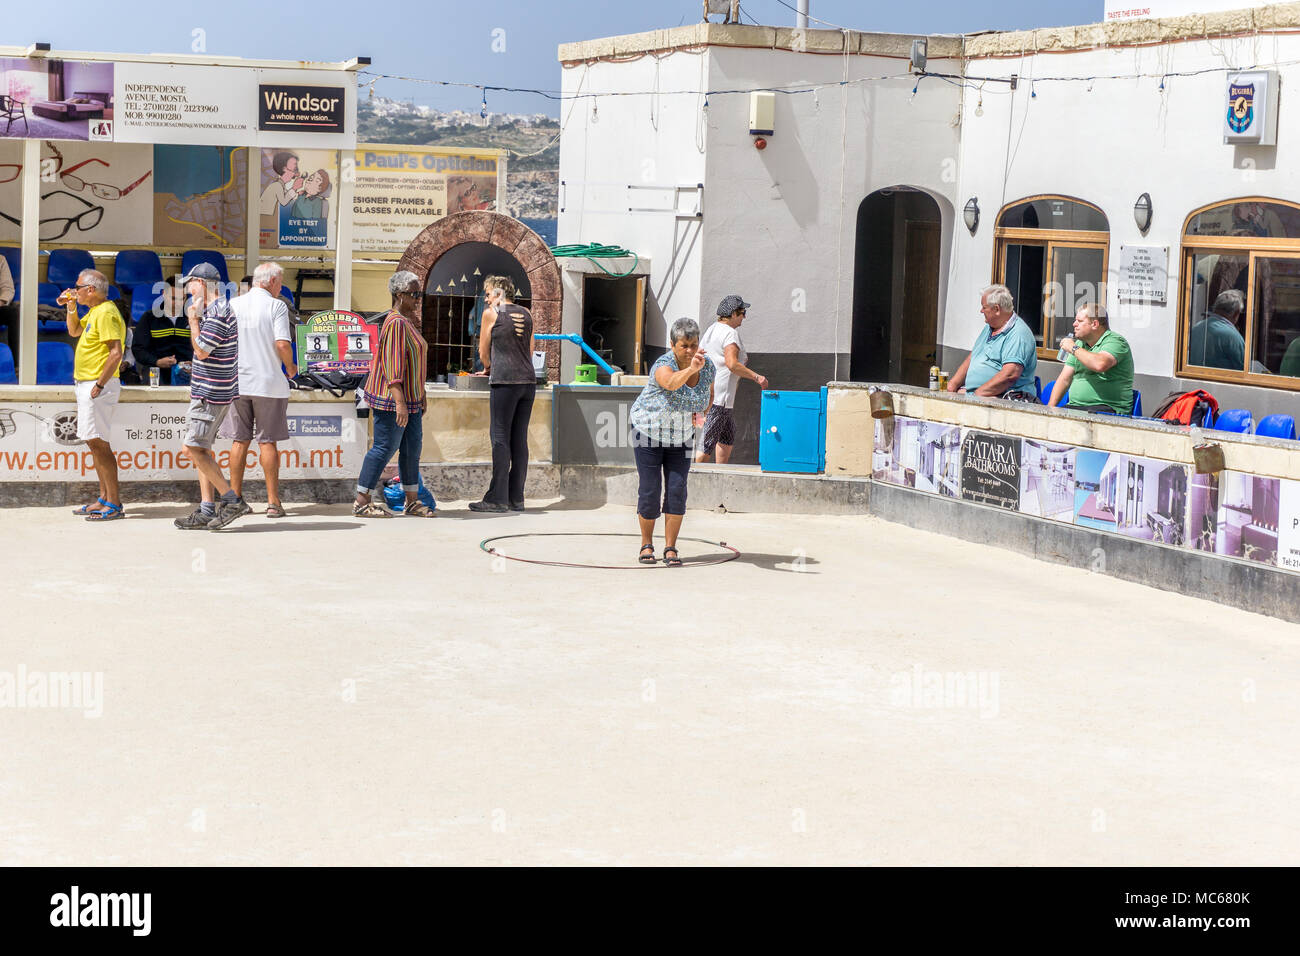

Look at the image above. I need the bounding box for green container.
[572,364,599,384]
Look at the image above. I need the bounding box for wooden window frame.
[1176,197,1300,392]
[993,196,1111,360]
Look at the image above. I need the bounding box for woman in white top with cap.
[695,294,768,464]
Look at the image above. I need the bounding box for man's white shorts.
[75,379,121,442]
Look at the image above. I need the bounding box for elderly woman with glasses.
[628,317,716,567]
[352,270,433,518]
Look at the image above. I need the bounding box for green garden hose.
[548,242,641,278]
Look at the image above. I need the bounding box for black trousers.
[484,383,536,505]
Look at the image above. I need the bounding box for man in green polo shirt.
[1048,303,1134,415]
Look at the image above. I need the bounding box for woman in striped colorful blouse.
[352,271,433,517]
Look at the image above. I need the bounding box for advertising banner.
[260,146,339,249]
[960,430,1022,510]
[153,144,247,249]
[0,400,364,481]
[0,139,153,246]
[351,146,504,253]
[1277,479,1300,571]
[0,58,115,143]
[1105,0,1268,20]
[113,64,355,149]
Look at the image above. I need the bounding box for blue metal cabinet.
[759,387,827,473]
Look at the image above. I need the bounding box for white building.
[558,3,1300,460]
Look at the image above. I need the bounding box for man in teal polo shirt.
[1049,303,1134,415]
[947,284,1038,399]
[1187,289,1245,371]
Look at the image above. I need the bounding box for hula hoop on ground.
[479,532,741,570]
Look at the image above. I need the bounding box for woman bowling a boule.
[628,318,716,567]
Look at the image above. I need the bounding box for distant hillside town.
[358,96,560,219]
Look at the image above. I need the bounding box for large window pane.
[1186,252,1248,371]
[1048,246,1105,349]
[1187,201,1300,240]
[1253,257,1300,376]
[999,198,1108,233]
[1004,243,1045,346]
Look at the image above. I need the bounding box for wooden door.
[900,221,941,387]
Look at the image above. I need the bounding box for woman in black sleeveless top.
[471,275,536,512]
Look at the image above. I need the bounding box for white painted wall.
[699,47,962,361]
[949,32,1300,382]
[557,52,709,349]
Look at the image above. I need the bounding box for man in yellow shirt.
[64,269,126,520]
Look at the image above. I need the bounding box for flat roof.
[559,3,1300,63]
[0,46,364,71]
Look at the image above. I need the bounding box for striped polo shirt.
[190,298,239,405]
[364,311,428,412]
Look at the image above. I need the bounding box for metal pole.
[17,138,40,386]
[797,0,809,29]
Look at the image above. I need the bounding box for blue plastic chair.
[279,288,295,309]
[37,282,62,308]
[130,282,167,322]
[181,250,229,284]
[114,250,163,288]
[1211,409,1254,434]
[0,343,15,384]
[47,249,95,288]
[1131,390,1142,417]
[36,341,74,384]
[1040,378,1070,406]
[1255,414,1297,441]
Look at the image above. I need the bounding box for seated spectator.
[133,284,193,386]
[946,284,1038,400]
[1049,303,1135,415]
[1188,289,1246,371]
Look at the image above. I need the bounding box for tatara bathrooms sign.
[961,430,1022,510]
[259,85,346,134]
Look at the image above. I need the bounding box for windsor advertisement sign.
[259,85,347,134]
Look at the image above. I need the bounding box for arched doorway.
[850,188,944,386]
[397,211,561,380]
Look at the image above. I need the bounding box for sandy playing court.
[2,499,1298,865]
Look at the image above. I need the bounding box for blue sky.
[5,0,1102,115]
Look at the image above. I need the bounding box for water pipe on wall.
[534,333,619,377]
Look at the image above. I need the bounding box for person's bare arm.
[61,293,83,337]
[276,340,296,379]
[189,315,212,359]
[98,340,123,383]
[724,343,768,389]
[947,354,972,392]
[478,307,496,371]
[973,362,1023,397]
[1060,338,1118,374]
[1048,366,1076,407]
[655,351,707,391]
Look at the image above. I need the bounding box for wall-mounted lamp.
[963,198,980,235]
[1134,192,1153,235]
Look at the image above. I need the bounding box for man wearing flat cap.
[696,294,767,464]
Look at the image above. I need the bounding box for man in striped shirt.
[176,263,251,531]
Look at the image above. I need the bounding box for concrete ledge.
[870,482,1299,623]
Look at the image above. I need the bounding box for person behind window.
[945,284,1038,400]
[1048,303,1135,416]
[1188,289,1246,371]
[133,283,193,386]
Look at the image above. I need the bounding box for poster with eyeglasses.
[0,139,153,245]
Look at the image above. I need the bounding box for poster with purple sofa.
[1,59,114,141]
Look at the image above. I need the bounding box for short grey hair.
[669,317,700,345]
[1213,289,1245,318]
[981,284,1014,313]
[388,270,419,296]
[252,262,283,288]
[78,269,108,295]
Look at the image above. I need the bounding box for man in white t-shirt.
[220,262,297,517]
[695,294,768,464]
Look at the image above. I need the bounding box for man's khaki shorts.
[218,395,290,444]
[183,398,232,450]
